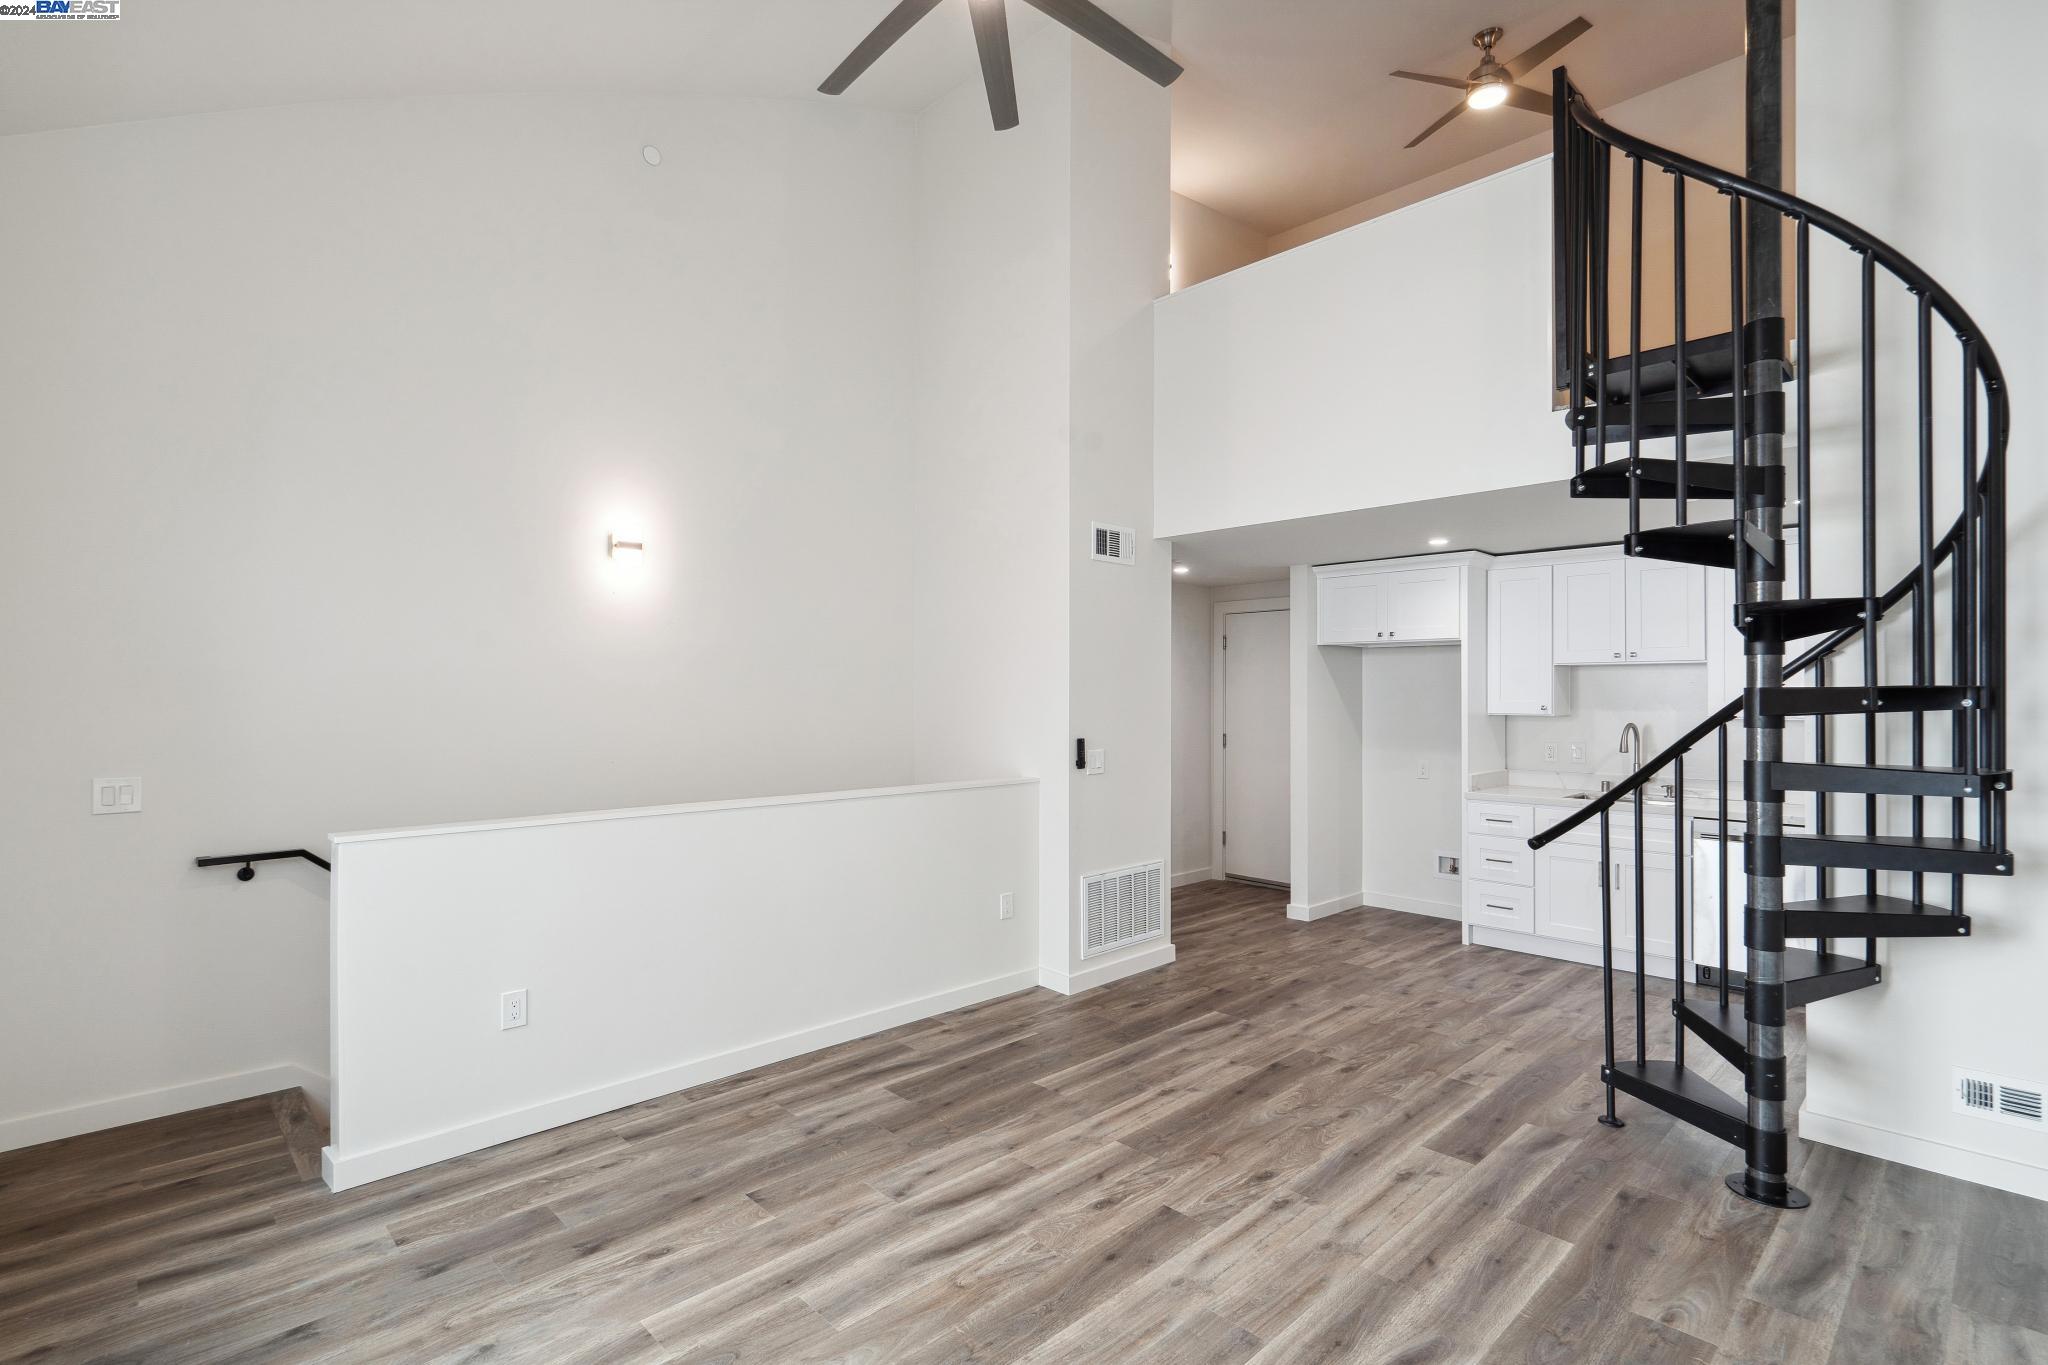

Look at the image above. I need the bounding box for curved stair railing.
[1531,69,2011,1208]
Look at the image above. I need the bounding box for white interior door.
[1222,608,1290,884]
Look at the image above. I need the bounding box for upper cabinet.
[1317,564,1460,646]
[1487,565,1569,715]
[1552,552,1705,665]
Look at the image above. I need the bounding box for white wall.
[911,18,1174,993]
[1359,645,1461,917]
[1288,567,1362,919]
[323,779,1038,1189]
[0,93,922,1150]
[1170,581,1214,880]
[1170,192,1268,291]
[1156,160,1558,539]
[1794,0,2048,1199]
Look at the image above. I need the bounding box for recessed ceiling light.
[1428,536,1450,547]
[1173,563,1191,575]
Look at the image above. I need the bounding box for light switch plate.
[92,778,141,814]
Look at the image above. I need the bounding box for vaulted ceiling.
[0,0,1754,238]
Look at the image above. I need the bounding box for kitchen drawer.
[1465,879,1534,934]
[1467,834,1533,886]
[1466,802,1532,839]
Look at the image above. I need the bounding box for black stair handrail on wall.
[196,849,332,881]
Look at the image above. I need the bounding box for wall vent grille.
[1954,1068,2044,1129]
[1081,860,1164,958]
[1090,522,1136,564]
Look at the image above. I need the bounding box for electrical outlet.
[1086,746,1105,775]
[500,989,528,1030]
[1543,743,1557,763]
[1417,760,1429,780]
[998,892,1015,921]
[1569,742,1586,765]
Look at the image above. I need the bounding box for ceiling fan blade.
[970,0,1020,130]
[819,0,946,95]
[1015,0,1183,86]
[1502,16,1592,80]
[1502,82,1551,115]
[1405,100,1467,149]
[1389,69,1468,91]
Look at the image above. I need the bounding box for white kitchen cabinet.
[1317,564,1460,645]
[1486,565,1568,715]
[1534,838,1608,947]
[1317,571,1381,644]
[1624,557,1707,663]
[1553,557,1626,664]
[1530,825,1680,959]
[1552,552,1706,665]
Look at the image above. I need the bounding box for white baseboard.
[1038,942,1176,996]
[1362,890,1460,922]
[1171,866,1215,888]
[1286,891,1364,922]
[1798,1104,2048,1202]
[0,1062,329,1155]
[321,968,1039,1192]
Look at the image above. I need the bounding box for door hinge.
[1222,830,1227,846]
[1222,635,1228,649]
[1222,732,1228,749]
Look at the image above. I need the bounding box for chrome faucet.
[1619,722,1643,777]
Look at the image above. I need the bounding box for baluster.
[1628,155,1643,544]
[1913,293,1934,910]
[1718,724,1730,1009]
[1728,194,1747,603]
[1598,808,1622,1127]
[1795,218,1811,598]
[1634,785,1646,1065]
[1673,756,1686,1069]
[1673,173,1688,521]
[1860,253,1879,900]
[1593,143,1610,472]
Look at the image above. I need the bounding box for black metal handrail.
[196,849,331,881]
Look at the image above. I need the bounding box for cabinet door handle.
[1629,650,1638,658]
[1612,651,1621,659]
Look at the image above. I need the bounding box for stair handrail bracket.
[1538,61,2009,1212]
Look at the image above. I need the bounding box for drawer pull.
[1485,903,1514,912]
[1485,857,1513,865]
[1484,817,1513,824]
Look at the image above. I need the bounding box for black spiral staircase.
[1528,66,2011,1208]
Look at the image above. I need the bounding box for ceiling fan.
[1391,17,1591,148]
[820,0,1183,132]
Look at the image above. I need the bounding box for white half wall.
[0,92,921,1150]
[323,779,1039,1190]
[1156,160,1558,539]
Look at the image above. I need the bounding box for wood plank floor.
[5,880,2044,1363]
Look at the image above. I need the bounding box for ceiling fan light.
[1466,73,1510,110]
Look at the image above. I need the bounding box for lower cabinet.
[1532,836,1680,959]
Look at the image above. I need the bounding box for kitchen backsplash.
[1505,662,1705,779]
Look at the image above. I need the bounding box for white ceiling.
[1168,482,1629,587]
[0,0,1754,242]
[1170,0,1752,234]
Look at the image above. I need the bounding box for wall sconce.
[608,533,645,564]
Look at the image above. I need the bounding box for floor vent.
[1081,860,1164,958]
[1090,522,1136,564]
[1954,1068,2044,1129]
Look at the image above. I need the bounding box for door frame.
[1210,594,1291,886]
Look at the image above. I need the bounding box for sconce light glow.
[608,533,645,565]
[1427,536,1450,547]
[1173,563,1191,575]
